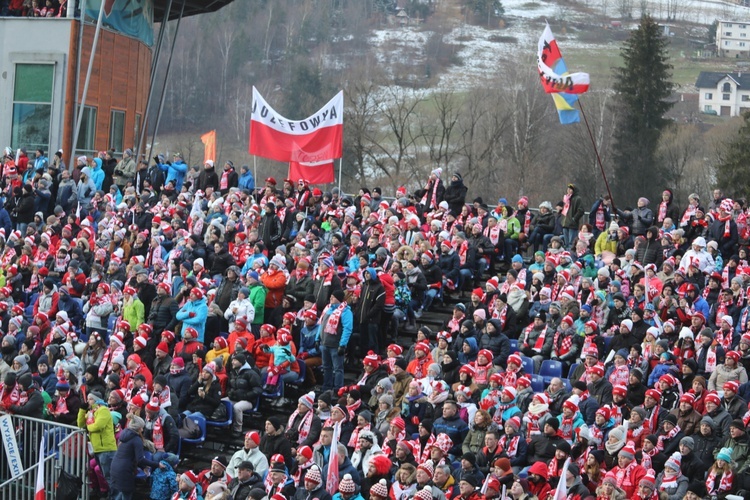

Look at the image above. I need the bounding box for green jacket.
[123,298,145,330]
[248,283,267,324]
[562,187,584,229]
[78,405,117,453]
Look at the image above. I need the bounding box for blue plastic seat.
[539,360,563,384]
[180,414,206,447]
[561,378,572,392]
[520,355,535,375]
[206,400,233,428]
[509,339,518,353]
[531,374,544,393]
[568,362,579,379]
[602,336,612,357]
[285,360,306,393]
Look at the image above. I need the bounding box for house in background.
[696,71,750,116]
[716,20,750,58]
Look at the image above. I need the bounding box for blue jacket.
[149,460,178,500]
[319,303,353,348]
[433,414,469,456]
[160,160,187,191]
[238,170,255,191]
[648,362,673,387]
[34,155,49,172]
[176,298,209,342]
[300,324,321,357]
[91,158,105,190]
[458,337,478,365]
[0,207,12,236]
[578,393,600,426]
[110,429,159,494]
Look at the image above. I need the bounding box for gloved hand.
[411,416,419,425]
[80,402,89,411]
[298,352,309,360]
[337,346,346,356]
[189,312,196,318]
[338,387,347,397]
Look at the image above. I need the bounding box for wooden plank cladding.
[63,22,152,155]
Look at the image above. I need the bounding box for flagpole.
[253,155,258,195]
[577,99,616,213]
[337,158,343,194]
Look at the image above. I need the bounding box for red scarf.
[523,210,532,234]
[656,423,681,452]
[658,470,682,492]
[718,213,733,238]
[646,404,661,434]
[559,415,575,442]
[523,324,549,353]
[595,205,606,231]
[55,394,69,415]
[680,205,696,227]
[348,423,370,450]
[706,468,733,496]
[497,434,520,458]
[381,428,405,457]
[614,461,637,492]
[322,303,346,335]
[553,330,573,357]
[547,456,564,479]
[658,201,668,223]
[152,414,165,451]
[317,267,333,287]
[172,488,199,500]
[483,225,501,245]
[457,240,468,266]
[562,194,571,216]
[414,434,435,463]
[493,306,507,329]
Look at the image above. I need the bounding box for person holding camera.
[113,148,136,191]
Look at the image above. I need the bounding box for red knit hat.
[645,388,662,401]
[619,441,636,459]
[363,351,380,368]
[391,416,405,430]
[612,385,627,398]
[724,380,740,394]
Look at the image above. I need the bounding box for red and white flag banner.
[289,159,335,184]
[249,87,343,163]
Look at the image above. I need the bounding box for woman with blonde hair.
[595,470,626,500]
[705,447,735,497]
[389,463,416,500]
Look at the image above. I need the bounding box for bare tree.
[342,77,382,184]
[419,91,463,170]
[365,87,426,187]
[617,0,634,18]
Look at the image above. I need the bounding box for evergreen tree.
[611,15,674,205]
[716,112,750,196]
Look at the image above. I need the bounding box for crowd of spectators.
[0,146,749,500]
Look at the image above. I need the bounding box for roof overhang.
[153,0,235,22]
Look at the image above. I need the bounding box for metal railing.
[0,413,89,500]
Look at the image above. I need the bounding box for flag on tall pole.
[35,435,45,500]
[326,421,341,495]
[551,457,571,500]
[538,23,590,124]
[201,130,217,164]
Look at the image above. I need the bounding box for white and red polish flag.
[249,87,343,164]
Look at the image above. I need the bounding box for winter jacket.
[433,414,469,456]
[356,273,386,324]
[144,409,180,454]
[260,431,294,469]
[77,405,117,453]
[258,212,283,251]
[319,302,353,349]
[159,160,187,191]
[442,175,468,215]
[562,186,584,229]
[286,273,314,309]
[148,295,179,333]
[478,323,510,368]
[176,298,209,342]
[110,429,159,494]
[708,363,748,391]
[186,377,222,416]
[149,461,179,500]
[438,250,460,285]
[167,370,192,411]
[693,430,721,470]
[227,447,269,478]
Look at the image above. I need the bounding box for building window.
[726,23,733,28]
[723,83,732,92]
[76,106,97,156]
[726,32,733,36]
[741,24,747,29]
[742,33,747,37]
[743,95,750,101]
[110,110,126,153]
[705,105,713,111]
[705,93,713,99]
[11,63,54,153]
[725,41,731,46]
[724,93,731,100]
[742,42,747,47]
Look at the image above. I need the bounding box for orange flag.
[200,130,216,164]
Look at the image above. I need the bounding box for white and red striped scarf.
[656,423,681,452]
[680,205,696,227]
[152,415,164,451]
[381,428,405,457]
[595,205,607,231]
[414,434,435,463]
[614,461,637,491]
[171,488,198,500]
[645,404,661,434]
[658,201,668,223]
[322,302,346,335]
[590,424,604,448]
[523,211,532,234]
[497,434,520,458]
[706,468,733,496]
[348,423,370,450]
[658,470,682,492]
[559,415,575,442]
[492,306,507,329]
[288,408,315,446]
[547,456,564,479]
[714,329,733,352]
